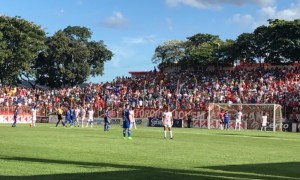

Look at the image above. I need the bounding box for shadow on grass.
[199,162,300,179]
[0,156,299,180]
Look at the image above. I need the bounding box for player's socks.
[164,131,167,138]
[170,131,173,139]
[128,130,131,137]
[123,129,126,137]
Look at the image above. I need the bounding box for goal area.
[208,103,283,132]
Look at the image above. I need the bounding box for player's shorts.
[236,120,241,123]
[130,122,135,128]
[164,124,172,128]
[123,121,130,129]
[87,119,93,122]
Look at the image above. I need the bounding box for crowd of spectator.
[0,63,299,121]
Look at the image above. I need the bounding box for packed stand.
[0,65,299,121]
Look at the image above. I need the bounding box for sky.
[0,0,300,83]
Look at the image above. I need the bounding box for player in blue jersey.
[12,105,19,127]
[122,104,132,139]
[65,107,71,127]
[104,107,111,131]
[70,107,75,127]
[224,110,229,130]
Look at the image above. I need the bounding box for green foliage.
[234,33,256,63]
[36,26,113,88]
[153,19,300,69]
[181,33,222,69]
[218,39,236,66]
[0,124,300,179]
[0,16,112,88]
[152,40,186,69]
[0,15,46,84]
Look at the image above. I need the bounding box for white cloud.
[103,11,128,28]
[166,0,275,9]
[121,35,156,45]
[260,6,276,17]
[231,14,254,24]
[228,13,258,29]
[228,1,300,30]
[262,2,300,21]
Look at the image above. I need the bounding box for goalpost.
[208,103,282,132]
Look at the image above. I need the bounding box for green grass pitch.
[0,124,299,180]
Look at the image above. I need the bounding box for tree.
[218,39,236,66]
[183,33,221,69]
[263,19,300,63]
[152,40,186,70]
[252,19,300,64]
[36,26,113,88]
[233,33,256,63]
[0,15,46,85]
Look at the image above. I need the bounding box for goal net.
[208,103,282,132]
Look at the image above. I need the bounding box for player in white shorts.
[74,106,80,127]
[31,105,37,128]
[80,106,86,128]
[162,106,173,139]
[129,106,136,130]
[86,107,94,128]
[235,110,242,131]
